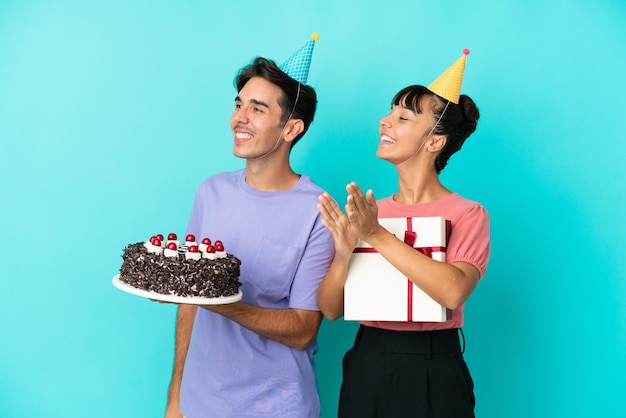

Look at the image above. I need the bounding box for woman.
[317,52,490,417]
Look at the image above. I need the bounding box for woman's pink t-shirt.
[360,193,490,331]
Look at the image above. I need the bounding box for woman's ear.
[428,135,447,152]
[283,119,304,143]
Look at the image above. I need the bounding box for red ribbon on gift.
[352,217,448,321]
[403,217,447,320]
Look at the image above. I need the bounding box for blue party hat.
[279,33,319,84]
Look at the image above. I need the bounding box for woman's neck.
[393,166,451,205]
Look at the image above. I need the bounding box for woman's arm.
[345,183,480,310]
[315,192,358,320]
[363,226,479,309]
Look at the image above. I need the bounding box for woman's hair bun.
[459,94,479,136]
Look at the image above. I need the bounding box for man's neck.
[244,158,300,192]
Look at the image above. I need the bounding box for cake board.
[112,274,242,305]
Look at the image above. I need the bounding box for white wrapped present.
[344,216,451,322]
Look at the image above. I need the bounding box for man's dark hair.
[235,57,317,147]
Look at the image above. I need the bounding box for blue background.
[1,0,625,416]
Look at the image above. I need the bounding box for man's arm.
[203,303,322,351]
[165,304,197,418]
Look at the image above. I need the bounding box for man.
[165,36,334,418]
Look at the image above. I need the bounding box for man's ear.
[428,135,447,152]
[283,119,304,143]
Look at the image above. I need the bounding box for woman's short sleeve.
[447,203,490,278]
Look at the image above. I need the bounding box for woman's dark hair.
[235,57,317,147]
[392,85,480,172]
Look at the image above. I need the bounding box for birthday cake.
[118,233,242,298]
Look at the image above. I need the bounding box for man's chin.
[232,145,248,159]
[233,149,258,160]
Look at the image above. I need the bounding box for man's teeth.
[236,132,253,140]
[381,135,395,144]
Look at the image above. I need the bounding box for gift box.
[344,216,451,322]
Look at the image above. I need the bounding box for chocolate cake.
[118,233,242,298]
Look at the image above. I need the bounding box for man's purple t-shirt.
[180,170,334,418]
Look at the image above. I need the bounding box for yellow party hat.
[427,49,470,104]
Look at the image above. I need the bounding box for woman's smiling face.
[376,94,439,165]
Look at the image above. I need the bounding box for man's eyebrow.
[234,96,270,109]
[250,98,270,108]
